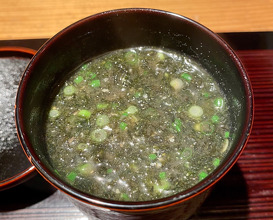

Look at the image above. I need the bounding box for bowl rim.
[15,8,254,211]
[0,46,37,191]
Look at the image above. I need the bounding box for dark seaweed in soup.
[45,47,231,201]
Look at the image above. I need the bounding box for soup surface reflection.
[45,47,231,201]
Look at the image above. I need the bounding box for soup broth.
[45,47,231,201]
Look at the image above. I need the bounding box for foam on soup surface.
[45,47,231,201]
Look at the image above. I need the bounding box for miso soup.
[45,47,231,201]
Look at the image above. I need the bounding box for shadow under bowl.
[15,8,253,220]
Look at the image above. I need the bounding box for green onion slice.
[91,129,107,142]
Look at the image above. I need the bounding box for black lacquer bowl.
[15,8,253,220]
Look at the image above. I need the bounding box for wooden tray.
[0,33,273,219]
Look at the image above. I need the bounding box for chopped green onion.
[134,92,141,98]
[224,131,230,138]
[77,109,91,119]
[211,115,219,123]
[120,122,128,130]
[81,63,88,70]
[105,61,112,69]
[121,193,129,201]
[96,114,110,127]
[160,180,170,189]
[149,153,157,160]
[214,98,224,108]
[126,105,138,114]
[120,112,128,120]
[122,112,129,117]
[74,75,83,84]
[181,73,192,81]
[76,143,88,151]
[91,129,107,142]
[199,171,208,181]
[90,79,100,88]
[189,105,203,118]
[213,158,220,167]
[159,171,166,180]
[157,52,165,61]
[67,171,77,182]
[88,72,97,79]
[97,103,109,110]
[63,85,76,96]
[170,78,184,91]
[172,118,182,132]
[199,121,215,135]
[153,179,170,192]
[54,169,61,176]
[78,163,94,175]
[203,92,210,98]
[49,109,60,118]
[124,51,138,65]
[107,168,113,174]
[180,147,193,160]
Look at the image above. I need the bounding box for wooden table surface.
[0,0,273,40]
